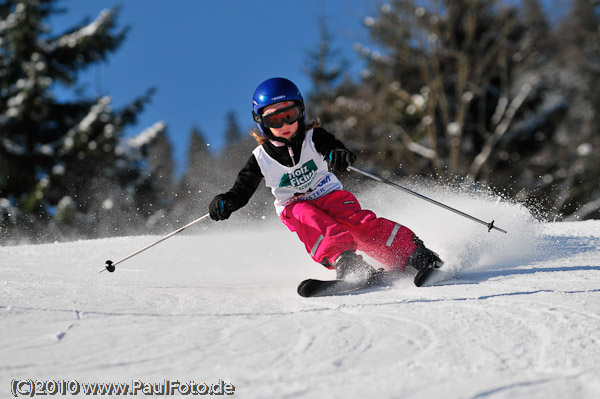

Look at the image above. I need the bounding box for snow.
[1,185,600,398]
[1,137,26,155]
[57,10,111,49]
[76,96,111,133]
[41,9,112,52]
[127,122,166,149]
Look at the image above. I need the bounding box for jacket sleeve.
[222,154,263,211]
[312,127,349,157]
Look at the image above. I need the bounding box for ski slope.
[2,185,600,398]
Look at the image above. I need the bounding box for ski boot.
[335,250,380,284]
[405,237,444,287]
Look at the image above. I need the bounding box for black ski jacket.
[221,127,348,212]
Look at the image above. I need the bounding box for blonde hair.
[249,118,321,145]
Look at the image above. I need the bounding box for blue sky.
[49,0,371,174]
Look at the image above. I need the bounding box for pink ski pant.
[280,190,417,270]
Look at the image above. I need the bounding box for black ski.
[297,278,367,297]
[298,266,445,296]
[297,270,401,297]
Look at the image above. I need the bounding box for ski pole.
[100,213,211,273]
[348,166,507,234]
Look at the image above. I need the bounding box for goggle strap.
[252,111,262,124]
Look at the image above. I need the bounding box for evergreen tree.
[363,0,550,178]
[219,111,273,222]
[147,122,174,197]
[170,126,217,224]
[178,126,213,200]
[550,0,600,219]
[304,17,348,126]
[0,1,156,241]
[323,1,566,201]
[312,0,600,220]
[221,110,253,183]
[127,121,175,232]
[224,109,242,146]
[187,126,210,172]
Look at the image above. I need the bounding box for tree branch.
[468,77,536,178]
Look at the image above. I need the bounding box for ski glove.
[327,148,356,173]
[209,194,235,221]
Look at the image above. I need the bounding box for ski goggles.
[258,104,303,129]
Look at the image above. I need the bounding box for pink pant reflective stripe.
[386,223,402,247]
[280,190,417,270]
[310,234,325,257]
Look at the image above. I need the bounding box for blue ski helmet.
[252,77,305,136]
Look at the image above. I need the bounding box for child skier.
[209,77,442,286]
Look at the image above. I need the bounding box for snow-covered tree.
[224,110,242,146]
[0,0,158,241]
[548,0,600,219]
[337,0,560,180]
[304,17,349,127]
[169,127,218,225]
[317,0,600,220]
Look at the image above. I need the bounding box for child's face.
[270,120,298,140]
[263,101,299,140]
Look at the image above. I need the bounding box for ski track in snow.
[1,186,600,398]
